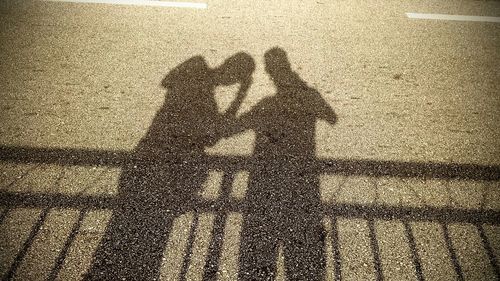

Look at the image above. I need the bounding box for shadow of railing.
[0,144,499,280]
[1,145,498,180]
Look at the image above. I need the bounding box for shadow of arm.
[313,89,337,125]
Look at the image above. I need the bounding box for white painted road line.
[406,13,500,23]
[43,0,207,9]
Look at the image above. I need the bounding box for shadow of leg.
[239,214,278,281]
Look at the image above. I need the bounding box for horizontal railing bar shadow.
[1,191,499,225]
[1,145,499,180]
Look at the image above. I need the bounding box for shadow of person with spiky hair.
[236,47,337,280]
[85,53,255,280]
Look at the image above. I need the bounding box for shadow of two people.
[86,47,337,281]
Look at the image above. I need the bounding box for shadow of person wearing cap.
[86,53,255,280]
[234,47,337,280]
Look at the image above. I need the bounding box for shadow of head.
[215,52,255,86]
[159,52,255,100]
[264,47,292,82]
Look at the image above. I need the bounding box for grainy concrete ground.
[0,0,499,280]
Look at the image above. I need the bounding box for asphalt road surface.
[0,0,499,280]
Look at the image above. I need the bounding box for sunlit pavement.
[0,0,499,280]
